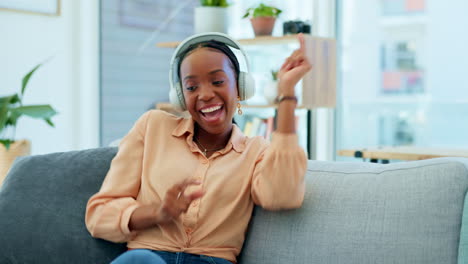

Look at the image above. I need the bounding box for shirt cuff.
[120,203,141,237]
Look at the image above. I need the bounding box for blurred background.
[1,0,467,162]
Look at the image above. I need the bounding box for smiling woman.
[85,32,311,264]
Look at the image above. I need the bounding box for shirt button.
[185,228,193,234]
[192,200,199,206]
[201,159,208,164]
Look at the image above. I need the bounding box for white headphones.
[169,32,255,110]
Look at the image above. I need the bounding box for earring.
[237,96,243,115]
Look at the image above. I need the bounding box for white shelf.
[380,14,427,28]
[345,94,430,105]
[156,35,334,48]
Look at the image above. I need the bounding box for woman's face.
[180,47,238,136]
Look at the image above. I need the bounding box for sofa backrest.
[240,157,468,264]
[0,147,125,264]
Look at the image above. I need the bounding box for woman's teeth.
[201,105,221,114]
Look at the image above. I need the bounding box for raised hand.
[155,178,205,224]
[277,33,313,95]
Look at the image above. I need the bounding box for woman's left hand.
[277,33,313,94]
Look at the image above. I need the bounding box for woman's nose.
[198,85,215,101]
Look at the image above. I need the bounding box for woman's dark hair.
[176,40,240,81]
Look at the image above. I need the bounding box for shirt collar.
[172,117,246,153]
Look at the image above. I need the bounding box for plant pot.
[194,6,229,34]
[250,16,276,36]
[0,139,31,186]
[264,80,278,104]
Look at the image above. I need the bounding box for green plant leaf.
[6,111,21,127]
[244,3,282,18]
[218,0,229,7]
[10,105,58,120]
[271,70,278,81]
[45,118,55,127]
[0,139,14,150]
[21,63,42,97]
[0,102,8,133]
[242,8,252,18]
[0,94,20,105]
[201,0,229,7]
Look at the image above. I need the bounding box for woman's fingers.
[162,178,205,220]
[168,178,201,199]
[280,34,308,72]
[179,191,205,214]
[298,33,306,53]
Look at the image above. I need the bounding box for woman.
[86,32,312,264]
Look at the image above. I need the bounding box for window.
[337,0,468,159]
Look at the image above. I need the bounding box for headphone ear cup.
[238,71,256,101]
[169,82,186,111]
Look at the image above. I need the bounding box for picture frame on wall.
[0,0,61,16]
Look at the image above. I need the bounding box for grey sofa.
[0,147,467,264]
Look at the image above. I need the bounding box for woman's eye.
[213,80,224,85]
[186,86,197,91]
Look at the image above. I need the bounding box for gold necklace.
[193,136,225,156]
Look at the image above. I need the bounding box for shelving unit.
[157,35,334,48]
[156,35,337,159]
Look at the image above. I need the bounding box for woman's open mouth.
[199,104,224,123]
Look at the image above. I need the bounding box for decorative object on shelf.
[0,63,58,185]
[195,0,231,34]
[283,20,312,35]
[242,3,282,36]
[264,70,278,104]
[0,0,61,16]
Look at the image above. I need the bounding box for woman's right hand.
[129,179,204,231]
[155,178,205,224]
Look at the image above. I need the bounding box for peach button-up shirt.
[85,110,307,263]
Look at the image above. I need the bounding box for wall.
[0,0,99,155]
[100,0,194,146]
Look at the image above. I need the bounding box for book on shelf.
[265,116,274,140]
[249,117,262,138]
[242,116,269,138]
[239,115,301,139]
[257,121,267,140]
[243,121,253,137]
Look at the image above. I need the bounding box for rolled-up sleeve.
[251,132,307,210]
[85,111,150,242]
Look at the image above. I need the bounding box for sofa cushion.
[240,158,468,264]
[0,147,126,264]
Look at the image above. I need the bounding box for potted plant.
[264,69,279,104]
[0,63,58,184]
[243,3,282,36]
[194,0,231,34]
